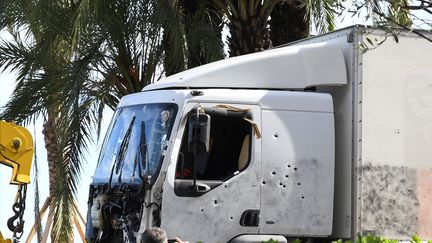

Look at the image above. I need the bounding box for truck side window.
[176,114,252,181]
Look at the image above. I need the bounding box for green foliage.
[263,239,279,243]
[411,234,421,243]
[301,0,338,34]
[160,0,224,75]
[332,234,429,243]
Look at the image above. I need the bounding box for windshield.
[93,103,178,185]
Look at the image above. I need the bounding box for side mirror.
[188,113,210,175]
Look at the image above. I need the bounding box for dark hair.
[142,227,168,243]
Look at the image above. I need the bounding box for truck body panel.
[260,108,335,236]
[359,31,432,239]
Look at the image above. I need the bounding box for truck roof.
[143,41,347,91]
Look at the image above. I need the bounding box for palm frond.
[301,0,337,34]
[183,0,224,68]
[50,56,104,242]
[0,37,40,81]
[0,75,48,125]
[270,1,310,45]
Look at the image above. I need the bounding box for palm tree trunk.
[270,1,309,46]
[42,112,58,200]
[228,16,271,57]
[42,111,60,242]
[42,110,73,242]
[224,0,274,57]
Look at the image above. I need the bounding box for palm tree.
[0,0,101,241]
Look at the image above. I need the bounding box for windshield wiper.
[132,121,147,181]
[109,116,136,186]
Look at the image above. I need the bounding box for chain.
[7,184,27,242]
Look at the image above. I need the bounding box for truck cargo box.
[291,26,432,240]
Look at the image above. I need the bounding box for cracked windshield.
[93,103,177,184]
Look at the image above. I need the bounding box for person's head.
[142,227,168,243]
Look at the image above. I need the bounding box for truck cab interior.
[174,107,252,196]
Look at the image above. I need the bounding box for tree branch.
[372,8,432,43]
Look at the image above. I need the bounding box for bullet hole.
[279,182,283,186]
[214,200,218,205]
[294,167,298,171]
[200,208,204,212]
[262,180,266,185]
[287,164,291,168]
[271,171,276,175]
[282,185,286,188]
[297,182,301,186]
[230,216,233,220]
[285,175,289,178]
[301,196,305,199]
[273,133,279,138]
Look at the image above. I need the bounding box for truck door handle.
[189,183,211,193]
[196,183,210,192]
[240,210,260,227]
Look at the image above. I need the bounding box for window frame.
[173,104,255,197]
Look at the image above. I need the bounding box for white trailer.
[85,26,432,243]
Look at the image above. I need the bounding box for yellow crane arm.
[0,120,34,243]
[0,120,34,185]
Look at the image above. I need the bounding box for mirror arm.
[192,109,199,194]
[192,139,197,194]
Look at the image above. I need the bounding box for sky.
[0,6,430,242]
